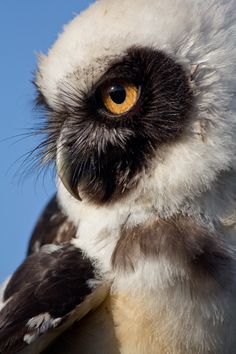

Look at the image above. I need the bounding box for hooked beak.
[56,151,82,201]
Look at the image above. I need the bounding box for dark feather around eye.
[29,46,193,201]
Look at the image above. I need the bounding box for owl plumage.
[1,0,236,353]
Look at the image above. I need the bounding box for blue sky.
[0,1,95,282]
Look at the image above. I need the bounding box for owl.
[1,0,236,353]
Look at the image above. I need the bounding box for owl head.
[35,0,236,219]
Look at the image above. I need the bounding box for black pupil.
[108,85,126,104]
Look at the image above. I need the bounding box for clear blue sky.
[0,1,95,283]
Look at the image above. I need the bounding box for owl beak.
[56,152,82,201]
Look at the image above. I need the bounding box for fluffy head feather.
[35,0,236,220]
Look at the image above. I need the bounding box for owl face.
[36,0,236,214]
[40,47,192,203]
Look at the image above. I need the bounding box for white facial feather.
[38,0,236,221]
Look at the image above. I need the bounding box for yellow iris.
[101,82,139,115]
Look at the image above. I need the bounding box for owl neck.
[57,168,235,277]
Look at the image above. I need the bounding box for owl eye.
[101,82,139,115]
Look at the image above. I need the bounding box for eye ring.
[100,81,140,116]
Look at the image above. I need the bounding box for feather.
[0,245,109,354]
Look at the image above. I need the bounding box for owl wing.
[27,194,76,256]
[0,196,109,354]
[0,244,108,354]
